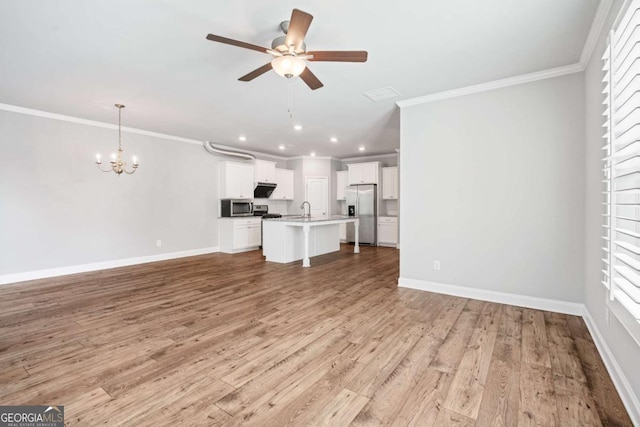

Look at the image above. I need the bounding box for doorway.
[305,177,328,219]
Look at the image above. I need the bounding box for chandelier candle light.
[95,104,139,175]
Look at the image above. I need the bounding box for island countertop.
[263,215,356,224]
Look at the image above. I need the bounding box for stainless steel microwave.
[220,199,253,217]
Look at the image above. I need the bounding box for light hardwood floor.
[0,245,632,426]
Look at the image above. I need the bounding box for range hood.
[254,182,277,199]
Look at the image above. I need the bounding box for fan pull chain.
[287,78,293,119]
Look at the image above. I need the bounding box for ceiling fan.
[205,8,368,90]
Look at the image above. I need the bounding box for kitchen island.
[262,216,359,267]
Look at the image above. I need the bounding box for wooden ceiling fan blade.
[206,34,269,54]
[239,63,273,81]
[300,67,323,90]
[284,9,313,52]
[306,51,368,62]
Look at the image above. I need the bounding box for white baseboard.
[398,277,584,315]
[220,246,260,254]
[377,242,397,248]
[582,308,640,426]
[0,247,219,286]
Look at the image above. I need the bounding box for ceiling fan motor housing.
[271,35,306,54]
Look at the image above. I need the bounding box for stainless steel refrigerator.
[346,184,377,246]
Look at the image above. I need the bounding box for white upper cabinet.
[382,166,398,200]
[271,168,294,200]
[219,161,254,199]
[254,159,276,183]
[336,170,348,200]
[347,162,379,185]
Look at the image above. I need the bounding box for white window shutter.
[603,0,640,322]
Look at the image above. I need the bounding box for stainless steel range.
[253,205,282,249]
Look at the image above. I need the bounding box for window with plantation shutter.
[603,0,640,340]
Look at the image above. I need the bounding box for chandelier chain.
[118,106,122,152]
[95,104,139,175]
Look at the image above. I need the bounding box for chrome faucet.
[300,201,311,218]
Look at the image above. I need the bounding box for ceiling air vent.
[363,86,400,102]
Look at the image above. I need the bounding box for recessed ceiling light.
[330,137,338,143]
[238,135,247,141]
[294,124,303,131]
[278,144,285,150]
[310,151,316,157]
[359,146,365,151]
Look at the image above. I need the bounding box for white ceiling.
[0,0,599,158]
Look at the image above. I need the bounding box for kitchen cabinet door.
[233,225,250,249]
[247,223,261,247]
[336,171,348,200]
[382,167,398,200]
[220,161,254,199]
[347,162,379,185]
[271,168,294,200]
[221,218,261,253]
[378,217,398,246]
[254,159,276,183]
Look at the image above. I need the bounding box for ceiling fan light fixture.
[271,55,306,79]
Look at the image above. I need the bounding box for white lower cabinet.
[219,218,261,253]
[377,216,398,247]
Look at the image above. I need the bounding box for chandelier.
[95,104,139,175]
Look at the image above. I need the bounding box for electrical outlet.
[156,240,162,247]
[433,260,441,271]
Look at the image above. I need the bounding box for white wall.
[584,0,640,417]
[286,157,332,216]
[399,73,585,304]
[0,109,219,276]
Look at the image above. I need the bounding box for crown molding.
[340,152,398,162]
[580,0,613,68]
[0,102,208,146]
[396,63,584,108]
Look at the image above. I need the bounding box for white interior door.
[305,177,328,219]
